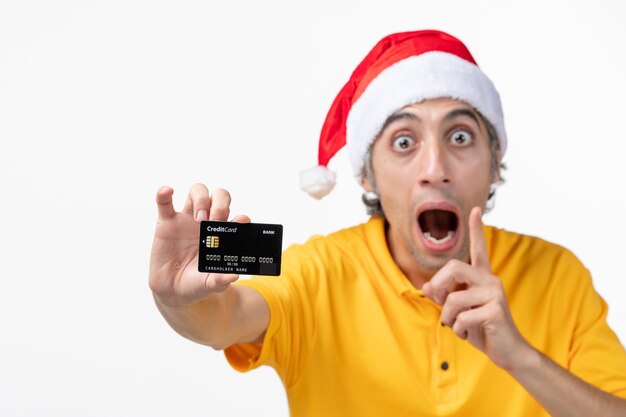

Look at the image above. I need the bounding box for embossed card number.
[198,221,283,276]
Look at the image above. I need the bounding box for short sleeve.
[567,266,626,399]
[224,241,323,387]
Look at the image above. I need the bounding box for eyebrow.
[379,112,420,134]
[443,108,481,127]
[377,107,482,137]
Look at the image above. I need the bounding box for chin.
[411,241,469,273]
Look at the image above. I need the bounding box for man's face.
[365,98,497,282]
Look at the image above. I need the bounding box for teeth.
[424,231,454,244]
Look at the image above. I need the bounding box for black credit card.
[198,221,283,276]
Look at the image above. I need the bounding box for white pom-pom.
[299,165,337,199]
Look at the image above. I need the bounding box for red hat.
[299,29,506,199]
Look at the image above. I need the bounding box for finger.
[469,206,491,273]
[209,188,231,221]
[183,194,193,215]
[452,305,490,340]
[205,273,239,293]
[156,186,176,220]
[427,260,480,304]
[422,281,433,299]
[440,286,495,328]
[231,214,252,224]
[183,183,212,222]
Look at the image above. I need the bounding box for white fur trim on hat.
[346,51,506,179]
[299,165,337,199]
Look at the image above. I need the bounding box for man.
[149,30,626,416]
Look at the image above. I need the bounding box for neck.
[400,260,437,290]
[384,225,437,290]
[384,219,468,291]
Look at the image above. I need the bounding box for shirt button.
[441,361,449,371]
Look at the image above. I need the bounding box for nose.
[416,139,451,186]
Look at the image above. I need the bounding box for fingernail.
[196,209,208,221]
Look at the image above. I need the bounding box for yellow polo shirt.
[225,216,626,416]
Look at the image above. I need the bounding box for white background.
[1,0,625,415]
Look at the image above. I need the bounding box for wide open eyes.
[389,129,474,152]
[392,135,415,151]
[449,130,473,147]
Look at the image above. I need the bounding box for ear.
[361,175,374,193]
[496,149,504,182]
[491,149,503,183]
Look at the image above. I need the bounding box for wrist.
[505,342,542,378]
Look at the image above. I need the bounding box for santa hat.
[299,29,506,199]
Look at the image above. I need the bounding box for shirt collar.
[364,215,425,297]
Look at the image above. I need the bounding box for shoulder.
[485,227,592,298]
[285,216,383,258]
[485,225,588,273]
[279,217,386,282]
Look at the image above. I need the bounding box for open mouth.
[418,209,459,246]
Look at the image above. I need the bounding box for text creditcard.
[198,221,283,276]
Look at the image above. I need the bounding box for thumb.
[205,273,239,293]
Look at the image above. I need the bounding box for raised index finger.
[469,206,491,273]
